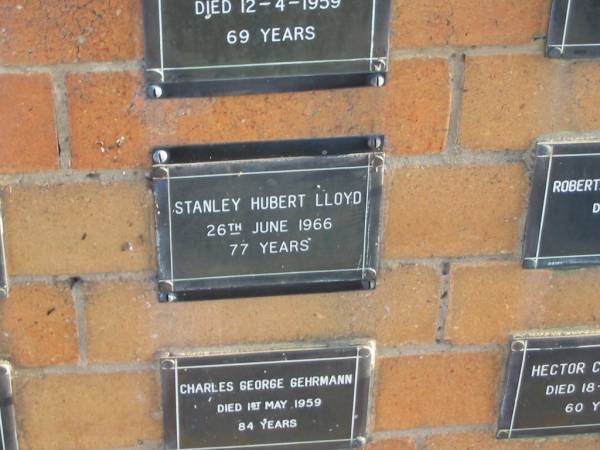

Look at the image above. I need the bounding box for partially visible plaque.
[0,362,18,450]
[523,140,600,269]
[547,0,600,58]
[498,334,600,439]
[160,343,374,450]
[151,136,384,301]
[0,205,7,299]
[142,0,391,97]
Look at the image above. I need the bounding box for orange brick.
[385,165,527,259]
[15,372,161,450]
[4,183,154,276]
[86,265,439,363]
[0,0,142,65]
[0,74,57,173]
[368,438,417,450]
[67,60,450,169]
[375,352,501,430]
[426,431,600,449]
[0,283,78,367]
[460,55,600,150]
[447,262,600,345]
[392,0,550,49]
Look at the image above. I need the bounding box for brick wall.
[1,1,599,449]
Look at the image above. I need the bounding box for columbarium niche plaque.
[142,0,392,97]
[547,0,600,58]
[498,334,600,439]
[160,344,374,450]
[523,140,600,269]
[151,136,384,301]
[0,362,18,450]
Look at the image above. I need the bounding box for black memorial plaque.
[547,0,600,59]
[498,334,600,439]
[151,136,384,301]
[142,0,392,97]
[160,344,374,450]
[523,141,600,269]
[0,363,18,450]
[0,207,7,299]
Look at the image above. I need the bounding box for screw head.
[153,149,169,164]
[368,136,383,150]
[511,340,526,352]
[370,74,385,88]
[373,59,386,72]
[149,85,163,98]
[167,293,178,302]
[161,359,175,370]
[548,47,563,58]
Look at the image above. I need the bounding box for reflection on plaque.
[523,140,600,269]
[0,205,7,299]
[151,136,384,301]
[0,362,18,450]
[547,0,600,58]
[160,343,374,450]
[142,0,392,97]
[498,334,600,439]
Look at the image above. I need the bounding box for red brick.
[392,0,550,49]
[0,0,142,65]
[368,438,417,450]
[15,372,161,450]
[4,183,154,276]
[67,60,450,169]
[447,262,600,345]
[0,283,78,367]
[460,55,600,150]
[385,165,527,258]
[427,431,600,449]
[0,74,57,173]
[375,352,501,430]
[86,265,440,363]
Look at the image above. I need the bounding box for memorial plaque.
[142,0,392,97]
[498,334,600,439]
[0,206,8,299]
[151,136,384,301]
[523,140,600,269]
[0,363,18,450]
[547,0,600,59]
[160,343,374,449]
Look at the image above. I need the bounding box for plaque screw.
[167,293,178,302]
[161,359,175,370]
[370,74,385,88]
[373,59,386,72]
[355,436,367,447]
[153,149,169,164]
[548,47,563,58]
[149,85,163,98]
[511,340,526,352]
[497,430,509,439]
[368,136,383,150]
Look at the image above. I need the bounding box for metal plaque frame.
[547,0,600,59]
[160,342,375,450]
[151,136,384,302]
[522,140,600,269]
[0,362,18,450]
[498,333,600,439]
[142,0,392,98]
[0,204,8,299]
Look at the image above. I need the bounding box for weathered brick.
[67,60,450,169]
[375,352,501,430]
[0,74,57,173]
[0,283,78,367]
[385,165,527,258]
[3,183,154,276]
[0,0,142,65]
[447,262,600,345]
[460,55,600,150]
[426,431,600,449]
[15,372,161,450]
[367,438,417,450]
[392,0,550,49]
[86,265,439,363]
